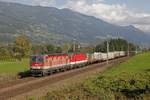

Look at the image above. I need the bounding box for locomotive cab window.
[32,56,36,62]
[37,57,44,62]
[31,56,44,63]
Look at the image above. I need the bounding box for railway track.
[0,57,128,100]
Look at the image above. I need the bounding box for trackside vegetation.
[0,35,138,62]
[43,52,150,100]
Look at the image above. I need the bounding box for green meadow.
[43,52,150,100]
[0,59,29,74]
[104,51,150,76]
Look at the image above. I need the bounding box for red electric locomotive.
[30,53,88,76]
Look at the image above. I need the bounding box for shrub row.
[43,72,150,100]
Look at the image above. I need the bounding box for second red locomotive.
[30,53,88,76]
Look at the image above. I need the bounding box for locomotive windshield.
[31,56,44,63]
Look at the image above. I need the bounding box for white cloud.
[65,0,127,22]
[64,0,150,32]
[0,0,57,7]
[29,0,56,7]
[134,25,150,33]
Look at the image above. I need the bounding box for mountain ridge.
[0,1,150,46]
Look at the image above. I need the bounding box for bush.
[83,72,150,99]
[44,72,150,100]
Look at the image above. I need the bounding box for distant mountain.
[0,1,150,46]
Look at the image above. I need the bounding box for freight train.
[30,51,126,76]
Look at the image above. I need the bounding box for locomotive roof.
[31,53,67,56]
[31,53,83,56]
[30,53,86,57]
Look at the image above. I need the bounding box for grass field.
[43,52,150,100]
[104,52,150,76]
[0,59,29,74]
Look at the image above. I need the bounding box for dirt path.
[0,57,128,100]
[0,77,36,89]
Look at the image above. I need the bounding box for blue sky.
[0,0,150,32]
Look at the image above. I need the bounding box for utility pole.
[127,41,130,57]
[106,35,109,64]
[135,44,138,54]
[73,39,76,53]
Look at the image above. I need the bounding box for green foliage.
[46,44,55,54]
[62,43,71,53]
[14,35,32,57]
[0,35,32,61]
[95,38,137,52]
[0,47,11,56]
[80,46,95,53]
[32,44,63,55]
[31,45,44,55]
[55,46,62,53]
[89,72,150,96]
[0,45,15,61]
